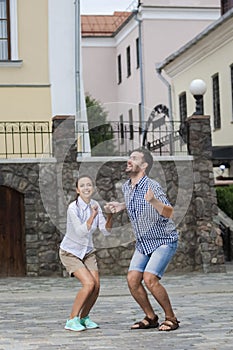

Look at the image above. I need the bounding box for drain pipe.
[133,9,145,133]
[156,66,174,155]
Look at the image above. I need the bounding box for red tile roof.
[81,11,132,37]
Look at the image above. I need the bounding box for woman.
[59,175,113,332]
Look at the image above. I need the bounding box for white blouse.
[60,197,110,259]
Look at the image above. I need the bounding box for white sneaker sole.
[64,326,85,332]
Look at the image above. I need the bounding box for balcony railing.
[79,120,187,157]
[0,122,52,158]
[0,120,187,159]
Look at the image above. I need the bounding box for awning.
[212,146,233,160]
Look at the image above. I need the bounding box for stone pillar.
[187,115,225,272]
[52,115,78,256]
[52,115,76,162]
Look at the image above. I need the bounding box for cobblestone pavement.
[1,265,233,350]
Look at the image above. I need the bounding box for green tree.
[85,95,115,156]
[216,185,233,220]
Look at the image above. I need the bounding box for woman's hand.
[90,204,98,218]
[86,204,98,230]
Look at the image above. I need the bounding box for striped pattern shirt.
[122,175,178,255]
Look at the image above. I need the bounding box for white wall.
[48,0,76,116]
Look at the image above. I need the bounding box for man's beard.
[125,164,141,175]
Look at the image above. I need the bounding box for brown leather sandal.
[131,315,159,329]
[159,316,180,331]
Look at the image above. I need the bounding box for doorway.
[0,186,26,276]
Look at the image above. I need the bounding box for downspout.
[133,9,145,133]
[74,0,91,156]
[74,0,81,118]
[156,66,174,155]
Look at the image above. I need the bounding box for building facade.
[81,0,220,133]
[157,4,233,176]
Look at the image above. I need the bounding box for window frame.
[212,73,221,130]
[0,0,11,60]
[179,92,187,124]
[0,0,20,65]
[230,64,233,122]
[126,45,131,78]
[120,114,124,144]
[136,37,140,69]
[117,54,122,84]
[129,108,133,140]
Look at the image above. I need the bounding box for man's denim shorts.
[128,241,178,279]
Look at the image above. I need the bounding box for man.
[108,147,179,331]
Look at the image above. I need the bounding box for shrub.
[216,185,233,220]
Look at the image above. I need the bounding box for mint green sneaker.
[80,315,99,329]
[64,316,85,332]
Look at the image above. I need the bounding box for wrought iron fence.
[0,120,187,159]
[0,122,52,158]
[78,120,187,157]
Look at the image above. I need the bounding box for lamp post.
[189,79,207,115]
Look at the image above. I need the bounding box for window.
[129,109,133,140]
[212,73,221,129]
[179,92,187,123]
[0,0,10,60]
[231,64,233,121]
[126,45,131,77]
[136,37,140,69]
[221,0,233,15]
[120,115,124,144]
[138,103,142,134]
[117,54,122,84]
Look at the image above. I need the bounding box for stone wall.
[0,160,60,276]
[0,114,226,276]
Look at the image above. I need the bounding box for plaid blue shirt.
[122,175,178,255]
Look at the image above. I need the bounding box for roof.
[81,11,133,37]
[156,7,233,71]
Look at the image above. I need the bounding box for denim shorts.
[128,241,178,279]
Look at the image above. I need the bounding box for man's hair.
[130,147,153,175]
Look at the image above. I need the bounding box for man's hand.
[144,187,155,203]
[104,203,113,214]
[145,188,174,218]
[107,201,126,213]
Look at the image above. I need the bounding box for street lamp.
[189,79,207,115]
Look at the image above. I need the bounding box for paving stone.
[0,266,233,349]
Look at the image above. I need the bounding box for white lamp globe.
[189,79,207,96]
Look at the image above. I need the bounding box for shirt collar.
[127,175,148,189]
[77,196,92,210]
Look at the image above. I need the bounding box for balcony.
[0,120,187,159]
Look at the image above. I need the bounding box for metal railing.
[0,122,52,158]
[78,120,187,157]
[0,120,187,159]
